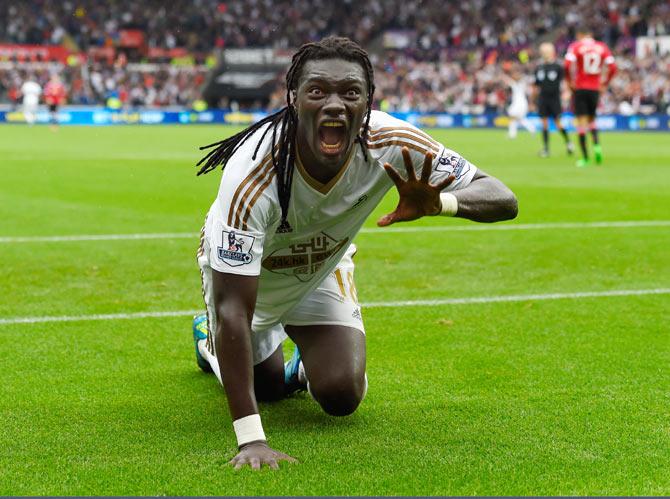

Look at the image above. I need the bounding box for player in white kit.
[20,77,41,125]
[192,37,518,470]
[503,69,536,138]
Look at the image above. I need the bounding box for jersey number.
[583,52,602,75]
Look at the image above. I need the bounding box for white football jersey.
[21,81,41,106]
[201,110,477,332]
[510,80,528,106]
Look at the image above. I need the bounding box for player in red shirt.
[43,75,67,128]
[564,26,617,167]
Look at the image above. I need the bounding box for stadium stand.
[0,0,668,113]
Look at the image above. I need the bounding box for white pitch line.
[362,288,670,308]
[0,232,197,243]
[1,288,668,326]
[359,220,670,234]
[0,309,203,325]
[1,220,669,243]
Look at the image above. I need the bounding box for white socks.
[509,119,536,138]
[508,120,518,138]
[198,340,223,385]
[521,117,536,133]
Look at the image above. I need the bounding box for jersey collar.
[295,147,355,195]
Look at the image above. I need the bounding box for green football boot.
[192,314,213,373]
[284,346,306,395]
[593,144,603,164]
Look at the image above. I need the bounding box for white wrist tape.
[233,414,266,447]
[439,192,458,217]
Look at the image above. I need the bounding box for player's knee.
[310,372,365,416]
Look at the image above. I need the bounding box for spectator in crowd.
[1,0,668,113]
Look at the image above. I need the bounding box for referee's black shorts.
[573,89,600,117]
[537,95,562,118]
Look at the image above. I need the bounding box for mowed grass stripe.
[1,287,668,325]
[1,219,669,243]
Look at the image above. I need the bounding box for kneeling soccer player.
[191,36,518,470]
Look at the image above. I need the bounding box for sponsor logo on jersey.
[436,153,470,179]
[217,230,256,266]
[262,232,349,282]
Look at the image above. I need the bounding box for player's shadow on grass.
[271,392,362,429]
[185,370,363,434]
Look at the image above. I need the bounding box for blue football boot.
[192,314,213,373]
[284,345,306,395]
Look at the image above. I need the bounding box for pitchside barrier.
[1,106,668,131]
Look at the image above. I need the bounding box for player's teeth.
[322,122,343,127]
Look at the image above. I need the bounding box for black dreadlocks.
[196,36,375,231]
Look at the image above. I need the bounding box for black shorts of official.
[573,90,599,117]
[48,103,58,113]
[538,96,562,118]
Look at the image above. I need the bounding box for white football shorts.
[197,241,364,366]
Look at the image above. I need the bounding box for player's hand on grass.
[229,441,297,470]
[377,147,455,227]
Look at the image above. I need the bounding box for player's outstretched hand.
[377,147,455,227]
[229,441,298,470]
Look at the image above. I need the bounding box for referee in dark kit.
[534,42,573,157]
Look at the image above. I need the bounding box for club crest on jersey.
[217,230,255,267]
[436,153,470,179]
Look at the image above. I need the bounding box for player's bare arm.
[449,169,518,222]
[378,147,517,226]
[212,270,297,470]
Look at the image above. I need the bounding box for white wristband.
[439,192,458,217]
[233,414,266,447]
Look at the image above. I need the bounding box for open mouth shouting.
[318,119,348,156]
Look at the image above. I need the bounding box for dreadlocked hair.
[196,36,375,230]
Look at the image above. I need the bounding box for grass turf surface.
[1,125,669,495]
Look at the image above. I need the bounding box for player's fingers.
[434,174,455,191]
[233,457,247,470]
[383,163,404,188]
[277,453,298,463]
[250,457,261,470]
[376,212,397,227]
[401,147,416,180]
[420,151,434,183]
[268,460,280,470]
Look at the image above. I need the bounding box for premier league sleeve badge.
[217,229,256,267]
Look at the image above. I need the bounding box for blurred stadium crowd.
[1,0,669,114]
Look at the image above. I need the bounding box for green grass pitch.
[1,124,669,495]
